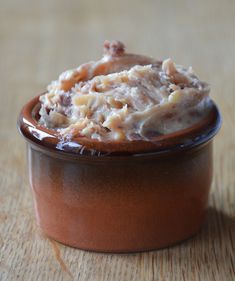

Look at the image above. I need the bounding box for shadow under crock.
[146,207,235,278]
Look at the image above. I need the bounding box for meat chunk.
[103,40,125,57]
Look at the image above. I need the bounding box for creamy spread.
[39,40,210,141]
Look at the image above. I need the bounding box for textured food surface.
[2,1,234,281]
[39,40,210,141]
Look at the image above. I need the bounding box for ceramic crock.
[18,96,221,252]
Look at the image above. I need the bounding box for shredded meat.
[38,40,211,141]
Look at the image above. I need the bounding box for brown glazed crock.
[18,95,221,253]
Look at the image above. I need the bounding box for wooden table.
[0,0,234,280]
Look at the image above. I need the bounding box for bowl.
[18,95,221,252]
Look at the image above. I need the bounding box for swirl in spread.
[39,40,210,141]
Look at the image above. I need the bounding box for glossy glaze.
[18,95,221,252]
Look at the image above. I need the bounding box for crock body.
[27,142,212,252]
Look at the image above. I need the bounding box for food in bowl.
[39,40,210,143]
[18,40,221,252]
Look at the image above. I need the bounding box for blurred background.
[1,0,234,110]
[1,0,234,147]
[0,1,235,280]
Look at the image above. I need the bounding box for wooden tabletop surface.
[0,0,234,280]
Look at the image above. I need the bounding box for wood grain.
[0,0,234,280]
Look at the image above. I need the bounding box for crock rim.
[17,94,221,157]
